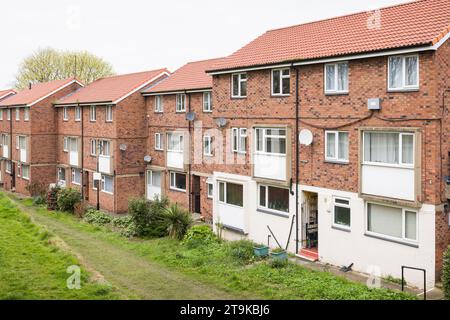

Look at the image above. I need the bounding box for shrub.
[163,204,193,240]
[269,258,288,269]
[56,188,81,213]
[128,197,169,237]
[112,215,137,238]
[443,245,450,299]
[182,225,217,248]
[83,209,112,226]
[272,247,286,253]
[26,181,48,205]
[46,185,61,210]
[226,240,255,264]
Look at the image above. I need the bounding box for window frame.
[105,105,113,122]
[71,168,81,185]
[203,92,212,112]
[6,109,11,121]
[74,106,81,121]
[257,184,290,216]
[15,107,20,121]
[255,127,287,156]
[271,68,291,96]
[101,174,114,194]
[89,105,96,122]
[231,73,247,98]
[57,167,66,185]
[176,94,186,112]
[98,140,111,157]
[203,135,213,156]
[90,139,97,156]
[5,160,11,173]
[24,107,30,121]
[0,109,3,120]
[231,128,247,154]
[324,62,349,94]
[167,132,184,152]
[63,106,69,121]
[63,137,69,152]
[155,95,164,113]
[155,133,163,151]
[21,164,30,180]
[207,182,213,199]
[332,197,351,230]
[325,130,349,163]
[387,54,419,91]
[169,171,187,192]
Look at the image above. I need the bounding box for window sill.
[221,224,247,235]
[154,111,164,114]
[154,148,164,152]
[270,94,290,98]
[364,232,418,248]
[325,159,349,165]
[101,190,114,195]
[203,110,213,113]
[175,111,186,113]
[387,88,419,93]
[169,187,186,193]
[257,208,289,218]
[231,96,247,100]
[332,225,351,233]
[324,91,349,96]
[106,120,113,123]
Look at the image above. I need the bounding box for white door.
[146,170,161,201]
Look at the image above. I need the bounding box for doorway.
[192,175,201,214]
[299,191,319,261]
[146,170,162,201]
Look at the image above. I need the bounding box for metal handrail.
[401,266,426,300]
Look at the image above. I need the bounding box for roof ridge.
[96,69,168,81]
[185,57,225,64]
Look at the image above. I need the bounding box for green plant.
[226,240,255,264]
[182,225,218,248]
[46,185,61,210]
[83,209,112,226]
[163,204,193,240]
[112,215,137,238]
[269,258,288,268]
[442,245,450,299]
[56,188,81,213]
[272,247,286,253]
[26,181,48,205]
[128,197,169,237]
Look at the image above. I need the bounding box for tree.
[15,48,114,89]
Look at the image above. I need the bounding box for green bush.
[46,185,61,210]
[83,209,112,226]
[269,258,288,269]
[226,240,255,264]
[443,245,450,299]
[128,197,169,237]
[182,225,218,248]
[56,188,81,213]
[164,204,193,240]
[112,215,137,238]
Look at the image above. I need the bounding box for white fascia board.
[28,80,84,107]
[143,88,212,96]
[0,91,15,100]
[207,63,292,76]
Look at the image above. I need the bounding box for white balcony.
[99,155,111,174]
[254,153,286,181]
[20,148,27,163]
[2,145,8,158]
[167,151,184,170]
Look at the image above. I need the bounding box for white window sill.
[325,159,349,165]
[169,187,186,193]
[231,96,247,99]
[387,87,419,93]
[75,119,81,122]
[271,93,290,97]
[203,110,213,113]
[203,153,213,157]
[218,201,243,209]
[364,232,418,248]
[106,121,113,123]
[101,190,114,195]
[324,91,349,95]
[332,224,351,232]
[154,111,164,113]
[155,148,164,151]
[72,182,81,186]
[175,110,186,113]
[257,207,289,218]
[362,161,414,169]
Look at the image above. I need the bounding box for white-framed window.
[24,107,30,121]
[363,131,414,167]
[207,182,213,199]
[366,203,417,242]
[98,140,110,156]
[325,62,349,93]
[71,168,81,185]
[203,135,213,156]
[63,106,69,121]
[17,135,26,151]
[21,164,30,180]
[15,107,20,121]
[169,171,186,192]
[101,175,114,194]
[0,109,3,120]
[75,106,81,121]
[106,105,113,122]
[5,160,11,173]
[6,109,11,121]
[218,181,243,207]
[90,139,97,156]
[167,132,184,152]
[176,94,186,112]
[388,55,419,91]
[333,197,351,229]
[231,128,247,153]
[258,184,289,214]
[231,73,247,98]
[2,133,9,146]
[203,92,212,112]
[155,95,164,112]
[155,133,163,151]
[325,131,349,163]
[89,105,96,121]
[271,68,290,95]
[63,137,68,152]
[57,167,66,185]
[255,128,286,155]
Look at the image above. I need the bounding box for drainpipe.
[9,107,14,190]
[294,65,300,254]
[80,103,84,200]
[187,91,192,213]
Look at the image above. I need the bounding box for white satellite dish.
[215,117,227,128]
[186,112,196,121]
[299,129,313,146]
[119,144,127,151]
[144,155,152,163]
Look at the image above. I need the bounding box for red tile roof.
[143,58,223,94]
[209,0,450,72]
[0,79,82,107]
[56,69,170,105]
[0,89,16,101]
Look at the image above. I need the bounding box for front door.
[301,191,318,249]
[84,171,89,200]
[193,175,201,214]
[146,170,162,201]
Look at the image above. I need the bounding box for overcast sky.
[0,0,410,89]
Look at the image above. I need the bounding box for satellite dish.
[299,129,313,146]
[186,112,196,121]
[144,155,152,163]
[215,117,227,128]
[119,144,127,151]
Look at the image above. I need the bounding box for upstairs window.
[325,62,349,93]
[106,105,113,122]
[75,106,81,121]
[15,107,20,121]
[6,109,11,121]
[89,105,96,121]
[90,139,97,156]
[63,137,68,152]
[5,160,11,173]
[176,94,186,112]
[231,128,247,153]
[63,106,69,121]
[232,73,247,98]
[155,96,164,112]
[388,55,419,91]
[203,92,212,112]
[325,131,349,163]
[0,109,3,120]
[24,107,30,121]
[98,140,111,157]
[363,132,414,167]
[203,135,213,156]
[155,133,163,150]
[167,132,184,152]
[255,128,286,155]
[272,68,290,95]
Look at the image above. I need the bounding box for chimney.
[29,82,32,90]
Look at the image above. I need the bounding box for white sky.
[0,0,410,89]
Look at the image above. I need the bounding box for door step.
[297,248,319,262]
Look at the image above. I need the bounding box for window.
[167,132,184,152]
[106,105,113,122]
[155,133,163,150]
[63,137,68,152]
[98,140,110,156]
[75,106,81,121]
[363,132,414,166]
[71,168,81,185]
[15,107,20,121]
[255,128,286,154]
[207,182,213,199]
[272,68,290,95]
[231,128,247,153]
[258,185,289,214]
[63,106,69,120]
[218,181,243,207]
[155,96,164,112]
[17,136,26,150]
[388,55,419,90]
[89,105,96,121]
[24,107,30,121]
[0,109,3,120]
[367,203,417,242]
[333,197,351,229]
[325,62,349,93]
[231,73,247,98]
[21,165,30,180]
[101,175,114,193]
[203,92,212,112]
[203,135,213,156]
[6,109,11,121]
[58,167,66,185]
[325,131,349,162]
[169,171,186,192]
[90,139,97,156]
[5,161,11,173]
[2,134,9,147]
[176,94,186,112]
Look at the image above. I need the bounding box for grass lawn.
[2,192,415,300]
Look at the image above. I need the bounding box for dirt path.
[12,198,239,300]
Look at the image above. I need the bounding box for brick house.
[201,0,450,289]
[0,79,83,194]
[53,69,169,213]
[141,58,222,221]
